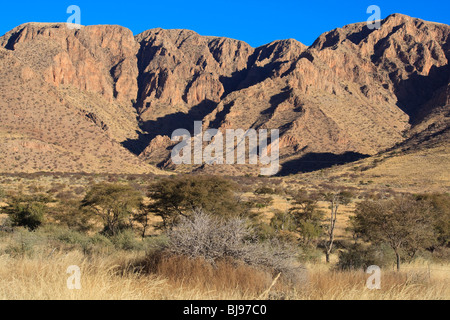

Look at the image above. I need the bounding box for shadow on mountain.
[393,64,449,124]
[347,26,377,46]
[4,28,24,50]
[122,99,217,155]
[277,152,369,176]
[264,89,291,115]
[237,62,285,91]
[218,48,286,96]
[208,101,234,129]
[250,88,293,131]
[219,69,249,98]
[370,25,403,64]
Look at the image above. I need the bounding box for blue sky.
[1,0,449,47]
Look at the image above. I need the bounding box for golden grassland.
[0,144,448,301]
[289,145,450,194]
[0,248,448,300]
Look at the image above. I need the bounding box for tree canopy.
[82,183,143,236]
[148,175,247,229]
[353,196,436,271]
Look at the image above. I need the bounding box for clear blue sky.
[1,0,449,47]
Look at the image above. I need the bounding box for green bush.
[3,228,44,258]
[82,183,143,236]
[148,175,247,230]
[8,201,46,231]
[143,234,170,252]
[55,228,90,246]
[336,243,394,271]
[415,193,450,247]
[3,194,53,231]
[298,246,323,263]
[50,200,94,233]
[110,229,143,251]
[89,233,113,247]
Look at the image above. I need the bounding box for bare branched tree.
[321,191,353,263]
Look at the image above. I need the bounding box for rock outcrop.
[1,23,139,105]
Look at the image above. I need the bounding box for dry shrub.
[164,211,308,286]
[140,251,272,294]
[132,211,308,295]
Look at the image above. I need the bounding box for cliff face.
[1,23,139,105]
[0,14,448,175]
[134,29,254,121]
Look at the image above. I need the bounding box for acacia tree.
[148,175,246,230]
[81,183,143,236]
[133,203,152,239]
[353,196,436,271]
[321,191,353,263]
[4,194,52,231]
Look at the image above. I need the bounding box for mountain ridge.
[0,13,448,175]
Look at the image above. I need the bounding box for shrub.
[89,233,113,247]
[3,193,53,231]
[155,211,307,286]
[288,191,324,248]
[50,200,94,233]
[110,229,143,251]
[415,193,450,247]
[143,234,170,251]
[55,228,89,247]
[336,243,394,271]
[254,186,276,195]
[298,246,323,263]
[270,211,296,233]
[3,228,44,258]
[7,201,46,231]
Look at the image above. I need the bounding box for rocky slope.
[0,24,158,174]
[0,14,448,175]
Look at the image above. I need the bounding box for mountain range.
[0,13,448,175]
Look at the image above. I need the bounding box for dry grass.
[299,263,449,300]
[0,248,448,300]
[135,253,274,296]
[290,145,450,195]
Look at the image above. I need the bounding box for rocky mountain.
[0,14,448,175]
[0,23,155,174]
